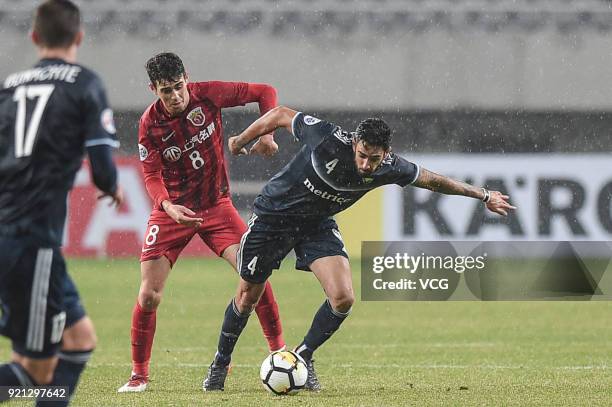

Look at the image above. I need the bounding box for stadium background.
[2,2,612,406]
[3,0,612,256]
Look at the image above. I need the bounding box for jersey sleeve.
[138,115,170,209]
[291,112,338,149]
[87,144,118,195]
[82,74,120,148]
[191,81,277,111]
[393,154,420,187]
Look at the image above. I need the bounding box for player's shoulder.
[73,63,100,83]
[188,80,253,97]
[295,112,338,128]
[59,63,107,101]
[383,152,400,166]
[293,112,351,146]
[140,102,159,126]
[66,63,105,93]
[187,81,210,99]
[330,126,354,146]
[381,152,419,177]
[382,152,411,169]
[295,112,342,132]
[185,81,226,107]
[141,97,173,130]
[381,152,420,185]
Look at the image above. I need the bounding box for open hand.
[163,202,203,228]
[97,186,124,208]
[486,191,517,216]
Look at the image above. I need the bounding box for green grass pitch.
[2,257,612,406]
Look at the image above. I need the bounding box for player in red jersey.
[118,52,285,393]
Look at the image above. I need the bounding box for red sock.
[255,281,285,351]
[131,301,156,377]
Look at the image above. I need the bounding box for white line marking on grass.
[147,342,499,353]
[90,362,610,370]
[427,342,498,348]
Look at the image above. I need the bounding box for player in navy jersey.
[202,106,516,391]
[118,52,285,392]
[0,1,123,405]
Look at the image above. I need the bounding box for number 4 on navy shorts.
[237,215,348,284]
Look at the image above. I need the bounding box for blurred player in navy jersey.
[202,106,516,391]
[0,1,123,405]
[118,52,285,392]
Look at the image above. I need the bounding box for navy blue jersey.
[254,112,419,221]
[0,58,119,245]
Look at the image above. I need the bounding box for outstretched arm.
[412,167,516,216]
[228,106,298,155]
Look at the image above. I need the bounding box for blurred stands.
[2,0,612,36]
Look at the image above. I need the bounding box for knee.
[139,288,162,311]
[78,324,97,350]
[62,317,97,351]
[235,282,265,314]
[235,292,258,314]
[328,290,355,314]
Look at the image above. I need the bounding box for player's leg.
[0,354,56,404]
[46,318,95,406]
[298,255,354,357]
[33,318,95,407]
[1,353,56,387]
[118,257,171,392]
[221,244,284,351]
[212,204,285,351]
[119,212,194,393]
[0,243,67,401]
[203,216,294,391]
[33,272,96,407]
[293,221,353,390]
[296,255,354,391]
[203,278,266,392]
[220,278,267,361]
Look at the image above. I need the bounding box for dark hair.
[33,0,81,48]
[354,118,392,150]
[145,52,186,87]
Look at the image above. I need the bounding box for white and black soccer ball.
[259,350,308,395]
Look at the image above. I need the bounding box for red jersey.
[138,81,277,211]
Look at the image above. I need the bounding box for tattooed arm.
[412,168,516,216]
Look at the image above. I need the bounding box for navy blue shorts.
[237,215,349,284]
[0,236,86,359]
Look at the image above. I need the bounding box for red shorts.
[140,197,247,266]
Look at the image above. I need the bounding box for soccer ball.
[259,350,308,395]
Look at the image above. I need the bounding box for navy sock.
[35,349,92,407]
[214,299,252,366]
[296,300,351,361]
[0,362,36,402]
